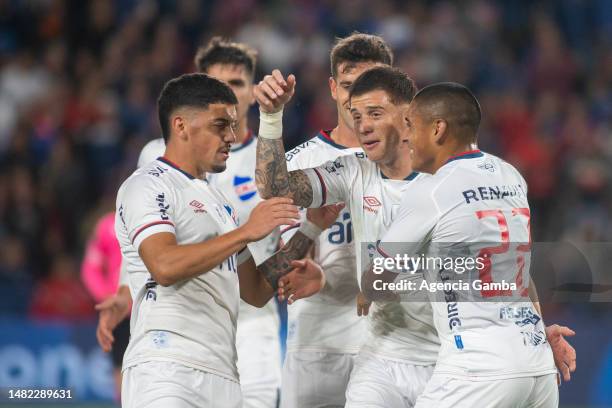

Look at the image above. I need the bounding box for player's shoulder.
[119,159,176,199]
[484,152,526,184]
[285,134,323,163]
[454,150,527,187]
[401,171,438,195]
[285,130,361,164]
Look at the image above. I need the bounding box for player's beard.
[210,163,227,173]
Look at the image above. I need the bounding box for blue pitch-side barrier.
[0,318,115,402]
[0,308,610,406]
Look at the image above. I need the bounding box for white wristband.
[298,219,323,241]
[258,108,283,140]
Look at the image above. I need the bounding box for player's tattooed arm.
[255,137,313,207]
[257,231,314,290]
[241,232,324,307]
[258,202,343,289]
[254,69,314,207]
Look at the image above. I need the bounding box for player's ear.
[329,77,338,101]
[401,105,410,128]
[432,119,448,145]
[171,114,188,141]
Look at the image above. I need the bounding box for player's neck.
[331,120,360,148]
[433,143,479,173]
[234,120,251,145]
[378,154,413,180]
[163,144,206,180]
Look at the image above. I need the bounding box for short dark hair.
[157,73,238,142]
[349,66,416,105]
[412,82,482,140]
[330,32,393,78]
[194,37,257,77]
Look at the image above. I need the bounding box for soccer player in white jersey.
[254,66,441,407]
[193,38,284,408]
[102,38,292,407]
[117,73,326,408]
[279,33,393,408]
[369,83,574,407]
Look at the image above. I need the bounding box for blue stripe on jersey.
[454,335,464,349]
[406,171,419,181]
[157,157,195,180]
[445,149,484,164]
[381,170,420,181]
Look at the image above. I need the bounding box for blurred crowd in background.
[0,0,611,320]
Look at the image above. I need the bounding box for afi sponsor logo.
[156,193,170,220]
[363,196,381,214]
[189,200,207,214]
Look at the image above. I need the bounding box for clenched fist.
[254,69,296,113]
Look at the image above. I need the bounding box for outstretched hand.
[546,324,576,383]
[278,259,325,304]
[95,291,131,352]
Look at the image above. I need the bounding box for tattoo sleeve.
[255,137,314,207]
[257,231,314,290]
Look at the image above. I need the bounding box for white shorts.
[280,350,356,408]
[237,332,281,408]
[345,351,434,408]
[122,361,242,408]
[415,373,559,408]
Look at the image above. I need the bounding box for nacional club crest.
[234,175,257,201]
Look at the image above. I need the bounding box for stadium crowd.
[0,0,611,319]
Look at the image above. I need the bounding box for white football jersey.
[207,132,280,338]
[116,158,249,381]
[134,135,280,338]
[377,150,557,379]
[301,148,440,364]
[282,131,366,353]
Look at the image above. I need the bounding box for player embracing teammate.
[254,48,576,407]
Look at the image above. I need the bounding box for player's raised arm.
[254,70,315,207]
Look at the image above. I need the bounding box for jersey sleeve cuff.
[302,168,326,207]
[237,246,253,266]
[131,221,176,250]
